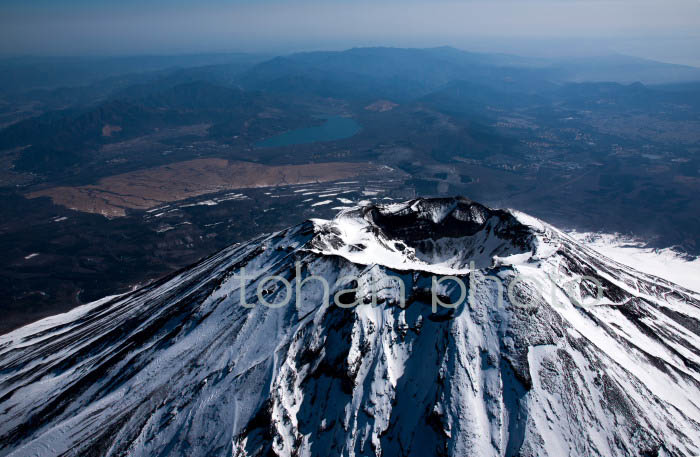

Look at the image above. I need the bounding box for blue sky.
[2,0,700,65]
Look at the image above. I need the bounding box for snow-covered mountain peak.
[1,197,700,457]
[309,196,537,273]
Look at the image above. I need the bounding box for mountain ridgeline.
[1,197,699,456]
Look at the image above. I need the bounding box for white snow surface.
[568,231,700,294]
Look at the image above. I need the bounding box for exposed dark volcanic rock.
[363,196,528,243]
[1,197,699,456]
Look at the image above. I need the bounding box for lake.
[256,116,361,148]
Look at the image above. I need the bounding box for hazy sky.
[2,0,700,65]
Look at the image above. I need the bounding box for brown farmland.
[28,159,383,217]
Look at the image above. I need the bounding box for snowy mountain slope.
[567,231,700,294]
[1,197,699,457]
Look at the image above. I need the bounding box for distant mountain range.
[3,47,699,97]
[2,47,700,176]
